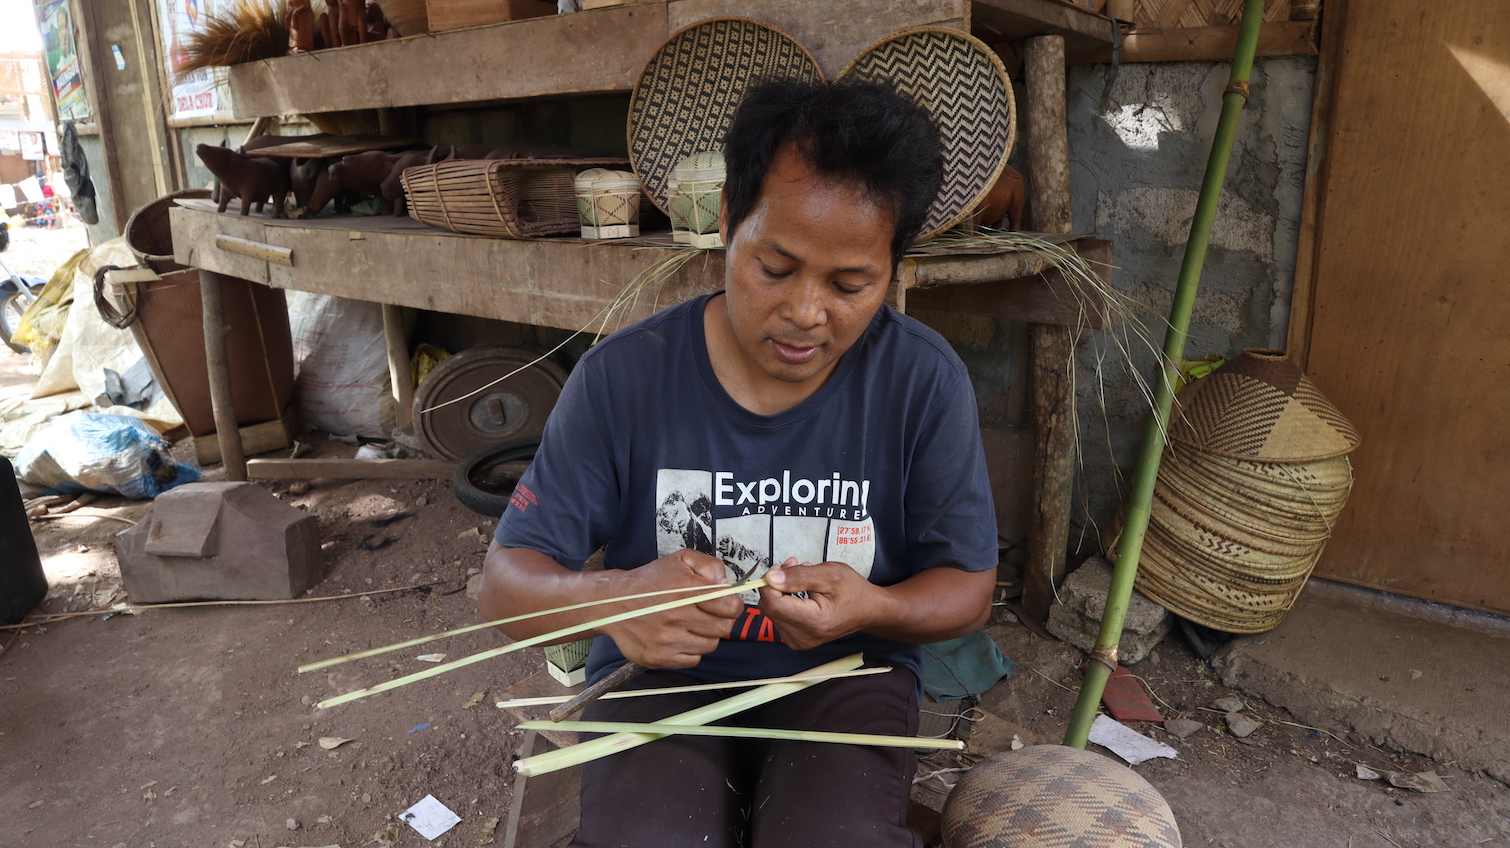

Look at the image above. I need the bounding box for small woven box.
[668,151,725,248]
[544,639,592,687]
[402,157,630,239]
[574,168,643,239]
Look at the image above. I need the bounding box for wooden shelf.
[168,199,1108,332]
[224,0,1111,120]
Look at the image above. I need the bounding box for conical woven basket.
[1170,349,1361,462]
[840,27,1016,240]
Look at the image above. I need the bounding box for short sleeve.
[903,370,999,574]
[493,355,620,571]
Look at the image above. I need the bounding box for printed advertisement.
[160,0,231,120]
[20,132,45,160]
[40,0,88,121]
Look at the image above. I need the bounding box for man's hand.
[598,549,743,669]
[758,558,996,649]
[757,558,886,650]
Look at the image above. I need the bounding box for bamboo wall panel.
[1299,1,1510,614]
[1130,0,1294,29]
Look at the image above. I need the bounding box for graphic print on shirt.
[654,469,876,617]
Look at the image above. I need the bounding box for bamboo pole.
[519,720,964,751]
[1062,0,1268,749]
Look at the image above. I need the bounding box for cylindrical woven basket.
[402,158,630,239]
[125,188,212,272]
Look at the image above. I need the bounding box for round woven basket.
[627,17,823,216]
[124,188,213,273]
[840,26,1016,240]
[942,746,1181,848]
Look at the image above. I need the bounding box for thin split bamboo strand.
[515,654,865,777]
[520,720,964,751]
[494,667,891,708]
[316,579,768,709]
[299,583,725,673]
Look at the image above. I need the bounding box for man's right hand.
[598,549,742,669]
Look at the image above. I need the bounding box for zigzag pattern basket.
[402,157,630,239]
[628,17,822,216]
[841,27,1016,239]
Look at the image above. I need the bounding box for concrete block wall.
[1062,56,1318,548]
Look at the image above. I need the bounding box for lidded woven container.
[668,151,725,248]
[1123,350,1361,634]
[574,169,643,239]
[401,157,629,239]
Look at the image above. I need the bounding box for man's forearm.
[862,566,995,643]
[477,542,628,643]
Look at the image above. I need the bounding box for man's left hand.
[757,559,883,650]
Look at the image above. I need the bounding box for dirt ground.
[3,347,1509,848]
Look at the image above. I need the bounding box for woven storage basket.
[402,158,630,238]
[840,27,1016,239]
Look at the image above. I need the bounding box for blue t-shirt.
[494,293,998,688]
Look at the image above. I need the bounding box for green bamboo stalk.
[298,583,722,673]
[1062,0,1267,749]
[316,579,768,710]
[494,666,891,708]
[519,720,964,751]
[515,653,865,776]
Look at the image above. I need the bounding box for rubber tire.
[451,437,540,517]
[1,291,28,354]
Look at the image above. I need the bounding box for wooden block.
[115,482,326,602]
[143,494,222,557]
[245,457,457,480]
[427,0,557,32]
[503,730,581,848]
[193,418,293,467]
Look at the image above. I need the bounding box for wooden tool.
[549,660,644,722]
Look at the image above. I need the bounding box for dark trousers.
[569,666,924,848]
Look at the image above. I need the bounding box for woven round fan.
[840,26,1016,240]
[628,17,823,215]
[1171,349,1361,462]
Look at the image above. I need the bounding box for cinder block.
[1046,555,1171,664]
[116,482,324,602]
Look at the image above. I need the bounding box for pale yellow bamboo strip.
[514,654,865,777]
[299,584,733,674]
[520,720,964,750]
[493,667,891,708]
[315,579,769,710]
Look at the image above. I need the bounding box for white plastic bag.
[287,291,392,438]
[14,412,201,498]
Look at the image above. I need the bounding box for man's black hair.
[722,79,943,267]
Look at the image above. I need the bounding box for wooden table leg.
[381,303,413,433]
[199,270,246,482]
[1023,34,1075,623]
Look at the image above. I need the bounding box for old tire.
[451,437,540,517]
[1,291,28,354]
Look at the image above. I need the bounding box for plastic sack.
[287,291,392,438]
[13,412,201,498]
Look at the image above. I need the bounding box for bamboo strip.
[299,584,725,673]
[520,720,964,751]
[514,654,865,777]
[315,579,769,709]
[494,667,892,708]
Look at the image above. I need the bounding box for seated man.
[480,79,998,848]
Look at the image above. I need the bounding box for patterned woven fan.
[628,17,823,215]
[840,27,1016,239]
[1171,349,1361,461]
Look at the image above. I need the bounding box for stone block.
[1046,555,1171,664]
[116,482,324,602]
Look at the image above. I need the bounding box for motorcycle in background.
[0,222,48,354]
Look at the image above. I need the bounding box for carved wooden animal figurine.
[329,150,401,214]
[318,9,336,49]
[288,0,315,52]
[197,144,289,217]
[974,164,1025,231]
[339,0,364,45]
[365,0,391,42]
[380,150,430,216]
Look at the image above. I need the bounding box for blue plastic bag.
[13,412,200,499]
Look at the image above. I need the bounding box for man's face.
[717,146,895,387]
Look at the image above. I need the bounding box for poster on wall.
[0,131,17,151]
[40,0,89,121]
[160,0,234,120]
[20,132,45,160]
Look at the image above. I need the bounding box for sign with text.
[40,0,88,121]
